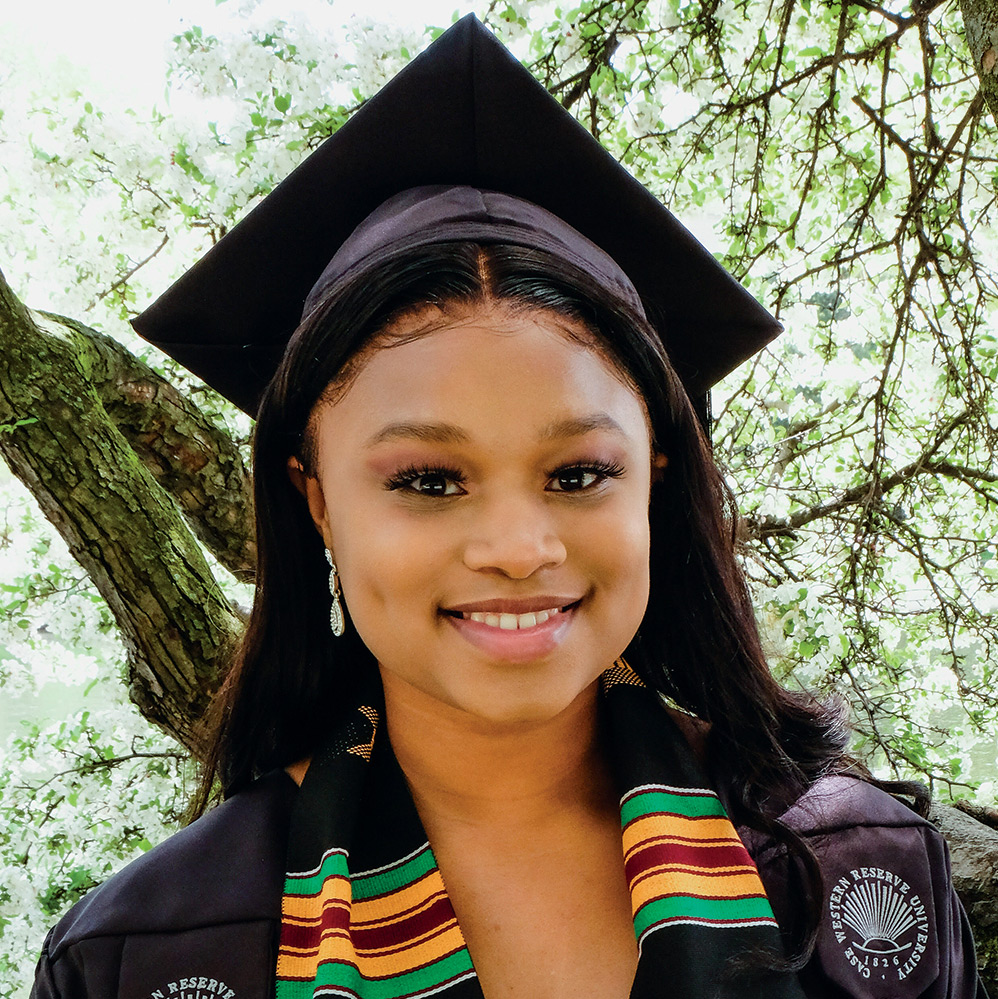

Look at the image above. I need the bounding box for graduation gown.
[30,699,986,999]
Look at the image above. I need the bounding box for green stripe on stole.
[620,787,728,826]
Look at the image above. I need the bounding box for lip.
[444,596,582,615]
[443,602,578,663]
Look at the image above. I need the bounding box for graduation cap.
[132,13,781,416]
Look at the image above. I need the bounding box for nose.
[462,494,567,579]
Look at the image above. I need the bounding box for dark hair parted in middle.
[202,240,851,960]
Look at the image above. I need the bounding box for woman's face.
[296,303,657,727]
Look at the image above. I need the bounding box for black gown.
[30,677,986,999]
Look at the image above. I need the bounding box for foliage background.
[2,0,996,992]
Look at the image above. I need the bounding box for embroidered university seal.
[828,867,930,983]
[149,978,237,999]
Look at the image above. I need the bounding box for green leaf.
[0,417,39,434]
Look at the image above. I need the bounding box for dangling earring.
[324,548,345,637]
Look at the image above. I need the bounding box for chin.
[449,675,598,728]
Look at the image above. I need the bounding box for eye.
[408,473,464,496]
[547,460,624,493]
[386,465,466,497]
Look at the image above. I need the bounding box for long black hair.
[197,240,863,962]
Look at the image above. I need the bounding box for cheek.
[322,496,449,627]
[602,516,652,610]
[569,491,653,609]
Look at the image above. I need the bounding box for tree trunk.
[0,267,245,755]
[931,803,998,995]
[960,0,998,123]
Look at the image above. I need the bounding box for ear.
[651,451,669,484]
[287,457,332,544]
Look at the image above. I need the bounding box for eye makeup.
[384,463,467,496]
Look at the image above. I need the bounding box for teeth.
[465,608,560,629]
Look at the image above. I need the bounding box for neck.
[381,670,615,829]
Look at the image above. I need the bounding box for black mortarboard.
[132,13,781,416]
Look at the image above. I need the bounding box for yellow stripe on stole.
[277,948,353,981]
[281,874,352,922]
[355,922,466,977]
[276,919,466,981]
[281,869,451,929]
[622,814,745,854]
[352,869,448,928]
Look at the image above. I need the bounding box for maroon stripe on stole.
[356,923,465,971]
[280,898,351,951]
[284,896,352,929]
[625,840,754,881]
[352,894,458,953]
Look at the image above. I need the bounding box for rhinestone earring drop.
[324,548,345,637]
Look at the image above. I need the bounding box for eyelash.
[384,459,625,496]
[548,458,625,493]
[385,463,467,496]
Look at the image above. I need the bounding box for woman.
[32,16,985,999]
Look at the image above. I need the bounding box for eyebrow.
[366,414,628,448]
[538,414,628,441]
[366,422,471,447]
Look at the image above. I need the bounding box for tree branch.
[0,266,243,755]
[744,411,989,538]
[42,311,256,580]
[93,232,170,306]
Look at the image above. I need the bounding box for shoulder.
[33,770,296,999]
[746,775,983,999]
[48,769,296,955]
[764,773,933,842]
[744,773,945,923]
[743,774,943,899]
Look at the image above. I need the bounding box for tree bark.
[44,311,256,581]
[960,0,998,123]
[0,267,243,755]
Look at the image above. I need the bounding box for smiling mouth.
[443,601,580,631]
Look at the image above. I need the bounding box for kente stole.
[276,663,807,999]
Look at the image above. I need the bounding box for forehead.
[309,305,651,452]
